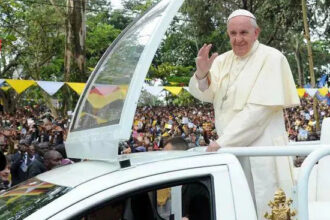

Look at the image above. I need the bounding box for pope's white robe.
[189,41,300,219]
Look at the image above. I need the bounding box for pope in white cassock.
[188,9,300,219]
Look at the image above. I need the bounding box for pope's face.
[227,16,260,57]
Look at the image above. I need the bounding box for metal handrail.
[297,147,330,220]
[190,144,326,156]
[217,145,323,156]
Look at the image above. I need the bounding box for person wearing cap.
[189,9,300,219]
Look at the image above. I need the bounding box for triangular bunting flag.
[66,82,86,95]
[90,84,119,96]
[164,86,182,96]
[318,87,329,96]
[87,88,126,109]
[143,85,164,96]
[183,87,189,93]
[5,79,36,94]
[297,88,306,98]
[0,79,4,85]
[1,86,11,91]
[37,81,64,96]
[305,88,318,97]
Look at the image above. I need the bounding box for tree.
[0,0,65,113]
[0,0,127,114]
[122,0,160,15]
[302,0,320,131]
[148,63,193,86]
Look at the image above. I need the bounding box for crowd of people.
[285,97,330,141]
[0,105,71,191]
[0,97,329,191]
[122,97,329,154]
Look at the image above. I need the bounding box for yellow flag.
[5,79,36,94]
[318,87,329,96]
[297,88,306,98]
[87,88,126,109]
[1,86,11,91]
[164,86,182,96]
[66,83,86,95]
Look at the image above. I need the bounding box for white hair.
[250,17,259,29]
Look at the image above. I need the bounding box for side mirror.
[0,151,6,171]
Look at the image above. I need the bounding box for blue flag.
[317,74,328,88]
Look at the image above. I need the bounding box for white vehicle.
[0,0,329,219]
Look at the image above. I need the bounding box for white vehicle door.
[50,165,235,220]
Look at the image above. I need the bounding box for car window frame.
[73,176,213,220]
[47,165,235,220]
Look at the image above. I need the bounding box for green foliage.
[138,89,164,106]
[0,0,125,113]
[123,0,160,15]
[148,62,193,86]
[86,12,122,74]
[109,10,133,30]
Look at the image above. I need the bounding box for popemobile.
[0,0,329,219]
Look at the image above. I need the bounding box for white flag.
[143,85,164,96]
[305,88,318,97]
[37,81,64,96]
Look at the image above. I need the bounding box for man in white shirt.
[189,9,300,219]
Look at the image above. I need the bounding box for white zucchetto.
[227,9,256,22]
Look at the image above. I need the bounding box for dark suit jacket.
[27,159,47,179]
[10,152,28,186]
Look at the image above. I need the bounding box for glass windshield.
[73,0,171,131]
[0,178,71,220]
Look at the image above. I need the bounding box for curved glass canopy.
[66,0,184,160]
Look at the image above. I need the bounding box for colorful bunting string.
[0,79,328,103]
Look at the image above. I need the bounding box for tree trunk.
[242,0,248,9]
[294,38,304,87]
[66,0,86,77]
[0,90,17,114]
[301,0,320,132]
[72,0,86,76]
[63,0,86,114]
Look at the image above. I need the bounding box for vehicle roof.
[37,151,208,188]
